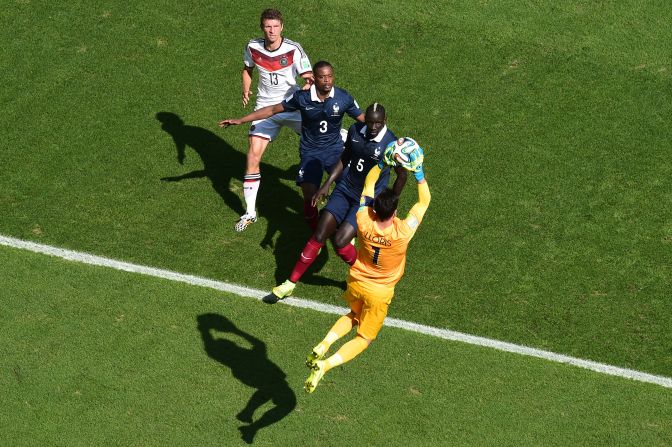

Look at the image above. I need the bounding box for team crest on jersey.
[298,168,304,179]
[374,147,381,158]
[332,103,340,116]
[280,57,288,67]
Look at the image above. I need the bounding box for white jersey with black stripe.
[243,37,311,109]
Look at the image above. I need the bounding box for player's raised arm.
[405,162,431,229]
[391,165,408,197]
[358,164,382,210]
[218,103,285,128]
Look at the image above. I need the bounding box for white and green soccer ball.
[384,137,424,171]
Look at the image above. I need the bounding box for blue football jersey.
[336,122,397,199]
[282,85,362,157]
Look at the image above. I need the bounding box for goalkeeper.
[304,143,431,393]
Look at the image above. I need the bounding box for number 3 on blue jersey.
[319,120,327,133]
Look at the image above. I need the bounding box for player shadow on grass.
[197,313,295,444]
[156,111,344,291]
[157,111,247,215]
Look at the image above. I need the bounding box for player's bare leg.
[266,211,338,304]
[331,222,357,266]
[236,136,269,232]
[313,212,339,245]
[300,182,320,231]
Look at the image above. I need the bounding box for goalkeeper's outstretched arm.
[405,161,431,229]
[358,157,430,226]
[358,164,382,212]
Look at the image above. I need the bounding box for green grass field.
[2,0,671,444]
[3,247,672,446]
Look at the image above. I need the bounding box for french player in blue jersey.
[267,103,408,302]
[219,61,364,231]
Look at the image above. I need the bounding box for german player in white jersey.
[235,9,313,232]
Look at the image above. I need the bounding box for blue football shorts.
[323,187,359,228]
[296,152,340,187]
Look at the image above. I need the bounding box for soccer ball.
[385,137,424,171]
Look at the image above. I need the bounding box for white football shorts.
[249,110,302,141]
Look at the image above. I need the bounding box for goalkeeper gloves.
[405,145,424,172]
[381,141,398,167]
[414,164,425,182]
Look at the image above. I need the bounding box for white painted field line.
[2,234,671,389]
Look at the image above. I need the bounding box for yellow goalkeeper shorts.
[342,280,394,340]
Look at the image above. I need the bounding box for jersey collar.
[263,37,284,52]
[359,125,388,142]
[310,84,335,102]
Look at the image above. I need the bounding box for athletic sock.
[320,313,357,349]
[315,314,356,354]
[335,243,357,266]
[324,336,369,372]
[289,237,324,283]
[330,314,357,338]
[243,173,261,216]
[303,200,319,231]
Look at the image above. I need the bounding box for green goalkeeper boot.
[306,343,328,369]
[304,360,326,393]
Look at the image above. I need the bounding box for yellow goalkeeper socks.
[331,314,357,337]
[316,314,356,354]
[324,336,370,372]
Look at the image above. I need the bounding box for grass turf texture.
[1,0,671,410]
[2,246,672,446]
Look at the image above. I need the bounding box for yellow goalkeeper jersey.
[348,181,430,290]
[348,211,413,288]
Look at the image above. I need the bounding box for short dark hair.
[365,103,386,119]
[313,60,333,73]
[260,9,283,27]
[373,188,398,221]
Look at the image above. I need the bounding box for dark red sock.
[303,200,319,232]
[336,243,357,266]
[289,237,324,282]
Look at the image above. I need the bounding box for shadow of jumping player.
[157,112,339,289]
[197,313,296,444]
[157,111,247,215]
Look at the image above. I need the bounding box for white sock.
[243,173,260,216]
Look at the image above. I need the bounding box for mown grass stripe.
[2,234,671,389]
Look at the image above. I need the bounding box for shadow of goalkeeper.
[196,313,296,444]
